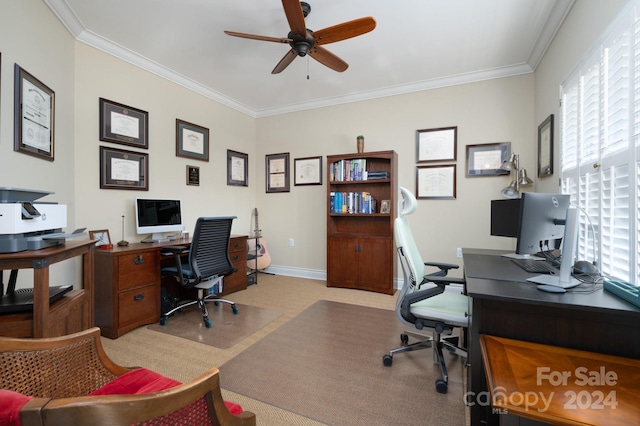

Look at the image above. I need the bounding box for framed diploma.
[14,64,55,161]
[176,119,209,161]
[465,142,510,177]
[416,126,457,163]
[294,156,322,186]
[99,98,148,148]
[187,165,200,186]
[266,152,290,193]
[416,165,457,199]
[538,114,554,177]
[227,150,248,186]
[99,146,149,190]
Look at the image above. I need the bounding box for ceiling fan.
[224,0,376,74]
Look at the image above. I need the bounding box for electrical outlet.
[289,238,295,247]
[456,247,463,258]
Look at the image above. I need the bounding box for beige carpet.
[219,300,465,426]
[147,303,283,349]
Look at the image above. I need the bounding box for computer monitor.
[516,193,569,256]
[135,198,183,242]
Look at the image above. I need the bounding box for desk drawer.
[118,284,158,328]
[118,252,159,291]
[229,237,245,254]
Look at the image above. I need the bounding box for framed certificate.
[538,114,554,177]
[99,98,149,149]
[227,150,248,186]
[465,142,510,177]
[416,127,457,163]
[99,146,149,190]
[176,119,209,161]
[14,64,55,161]
[416,165,457,199]
[266,152,290,193]
[294,156,322,186]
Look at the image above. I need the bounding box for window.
[560,1,640,285]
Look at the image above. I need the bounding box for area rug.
[219,300,465,425]
[147,303,282,349]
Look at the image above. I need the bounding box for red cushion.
[0,389,33,426]
[88,368,243,415]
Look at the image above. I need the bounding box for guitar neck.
[252,208,261,238]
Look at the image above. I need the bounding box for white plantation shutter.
[560,2,639,285]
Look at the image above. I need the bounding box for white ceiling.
[44,0,574,117]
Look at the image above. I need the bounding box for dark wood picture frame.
[187,165,200,186]
[227,150,248,186]
[266,152,290,193]
[99,98,148,149]
[176,119,209,161]
[538,114,554,177]
[294,156,323,186]
[465,142,510,177]
[99,146,149,190]
[416,164,457,199]
[89,229,111,247]
[14,64,55,161]
[416,126,457,163]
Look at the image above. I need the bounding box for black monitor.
[516,192,570,256]
[135,198,183,242]
[490,199,521,238]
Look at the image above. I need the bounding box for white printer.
[0,187,68,253]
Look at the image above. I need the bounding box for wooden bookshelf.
[326,150,397,295]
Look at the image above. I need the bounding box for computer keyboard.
[511,258,554,274]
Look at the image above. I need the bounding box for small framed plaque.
[187,165,200,186]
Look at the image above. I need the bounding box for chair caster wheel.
[382,354,393,366]
[435,379,448,394]
[214,301,220,306]
[232,305,239,314]
[400,333,409,344]
[204,318,212,328]
[159,317,166,326]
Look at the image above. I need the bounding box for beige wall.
[534,0,629,193]
[256,75,535,277]
[0,0,631,287]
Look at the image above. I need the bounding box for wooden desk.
[480,334,640,426]
[463,249,640,426]
[94,235,247,339]
[0,240,95,338]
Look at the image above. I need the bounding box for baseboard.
[258,265,403,290]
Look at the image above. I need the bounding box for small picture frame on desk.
[380,200,391,214]
[89,229,113,250]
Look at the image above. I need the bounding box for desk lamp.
[499,153,533,198]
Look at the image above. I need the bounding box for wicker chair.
[0,327,256,426]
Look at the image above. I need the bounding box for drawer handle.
[233,255,239,261]
[133,255,144,265]
[134,293,145,301]
[232,242,240,249]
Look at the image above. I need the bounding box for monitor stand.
[500,253,544,260]
[142,232,169,243]
[527,207,581,289]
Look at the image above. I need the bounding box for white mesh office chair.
[382,187,469,394]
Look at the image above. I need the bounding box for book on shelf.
[329,191,377,214]
[330,159,368,182]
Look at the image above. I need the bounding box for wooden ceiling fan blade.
[282,0,307,36]
[309,46,348,72]
[224,30,291,44]
[313,17,376,45]
[272,49,298,74]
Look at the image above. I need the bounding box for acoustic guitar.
[247,208,272,270]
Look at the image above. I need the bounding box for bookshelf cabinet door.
[358,237,393,292]
[327,236,359,287]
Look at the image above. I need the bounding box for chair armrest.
[424,261,459,272]
[160,246,189,255]
[425,275,466,286]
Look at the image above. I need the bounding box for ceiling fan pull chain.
[307,56,310,80]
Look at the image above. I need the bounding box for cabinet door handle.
[233,255,239,261]
[134,255,144,265]
[133,293,145,301]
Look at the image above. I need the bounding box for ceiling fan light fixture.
[294,42,311,56]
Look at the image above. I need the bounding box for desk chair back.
[188,216,236,285]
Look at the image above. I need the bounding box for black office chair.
[382,187,469,394]
[160,216,239,328]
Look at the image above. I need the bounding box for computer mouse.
[573,260,599,275]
